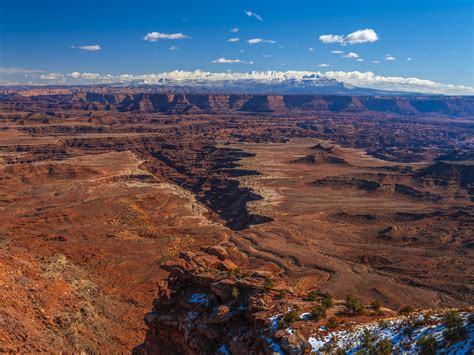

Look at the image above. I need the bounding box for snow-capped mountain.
[118,71,391,95]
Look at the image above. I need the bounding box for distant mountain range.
[4,70,472,96]
[121,73,413,96]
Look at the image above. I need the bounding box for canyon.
[0,90,473,352]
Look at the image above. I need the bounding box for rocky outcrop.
[419,161,474,187]
[134,246,312,354]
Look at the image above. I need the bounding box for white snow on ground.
[268,314,281,333]
[308,312,473,354]
[188,293,209,305]
[299,312,312,321]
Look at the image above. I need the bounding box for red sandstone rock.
[207,246,228,260]
[218,259,238,271]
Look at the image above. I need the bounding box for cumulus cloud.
[372,60,381,64]
[407,57,412,61]
[0,67,44,74]
[212,57,253,64]
[344,29,378,44]
[144,32,190,41]
[169,46,177,50]
[317,64,330,67]
[308,47,314,52]
[356,58,364,62]
[343,52,359,59]
[40,73,64,80]
[247,38,276,45]
[330,50,344,54]
[319,29,378,45]
[69,72,101,79]
[72,45,101,51]
[227,37,240,42]
[323,70,474,94]
[245,10,263,21]
[385,54,396,61]
[319,34,344,44]
[231,27,240,33]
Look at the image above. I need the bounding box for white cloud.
[385,55,396,61]
[319,29,378,45]
[343,29,378,44]
[330,50,344,54]
[68,72,100,79]
[143,32,190,41]
[356,58,364,62]
[317,64,330,67]
[407,57,412,61]
[169,46,177,50]
[372,60,381,64]
[308,47,314,52]
[323,70,474,94]
[0,67,44,74]
[212,57,253,64]
[231,27,240,33]
[227,37,240,42]
[245,10,263,21]
[73,45,101,51]
[319,34,344,44]
[248,38,276,45]
[343,52,359,59]
[40,73,64,80]
[9,69,474,95]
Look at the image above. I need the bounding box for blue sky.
[0,0,473,93]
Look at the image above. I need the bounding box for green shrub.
[345,294,364,316]
[263,276,274,291]
[444,325,468,346]
[371,300,382,311]
[311,305,327,321]
[375,338,393,355]
[306,290,318,301]
[359,329,375,352]
[399,305,414,316]
[443,310,467,346]
[443,310,463,329]
[326,317,339,329]
[321,294,334,309]
[417,335,437,355]
[284,309,299,324]
[282,305,301,325]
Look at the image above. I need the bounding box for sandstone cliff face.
[4,92,474,116]
[74,94,474,116]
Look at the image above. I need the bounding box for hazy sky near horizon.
[0,0,473,91]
